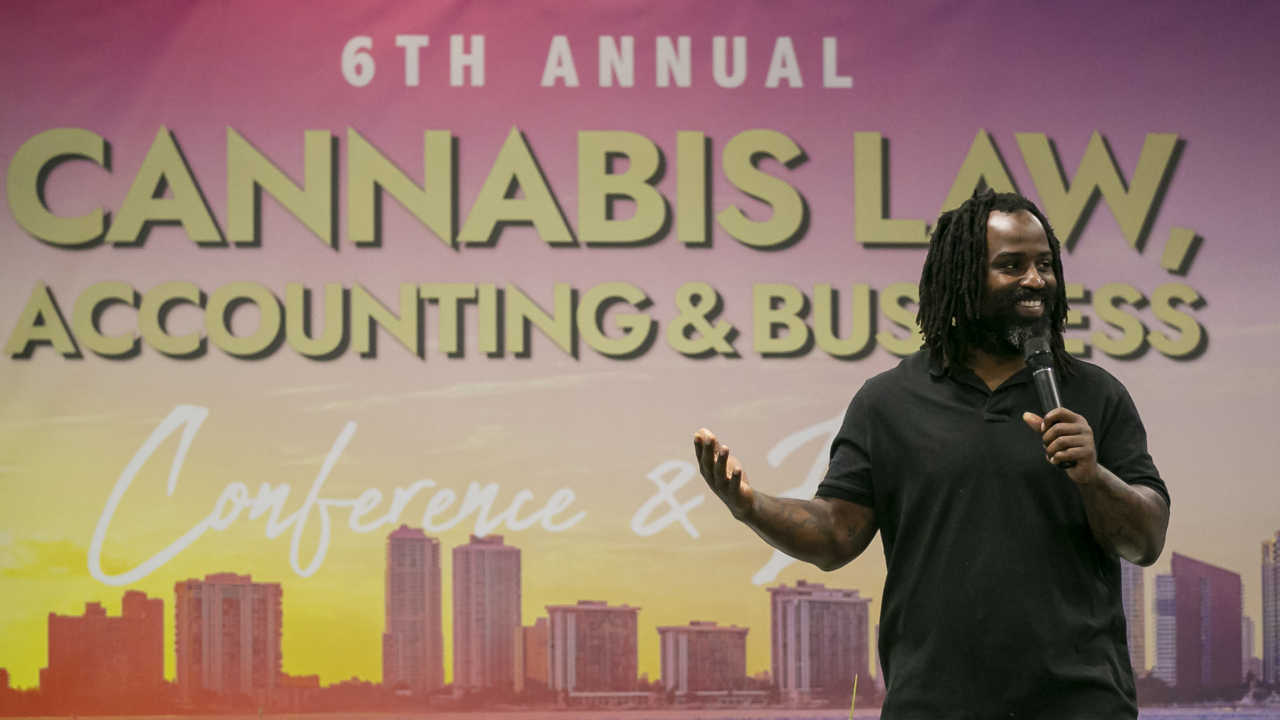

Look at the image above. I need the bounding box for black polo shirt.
[816,350,1168,719]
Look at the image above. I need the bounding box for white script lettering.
[630,460,705,538]
[88,405,585,586]
[631,415,843,583]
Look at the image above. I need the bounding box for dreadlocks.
[917,189,1074,378]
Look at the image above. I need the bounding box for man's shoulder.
[852,350,931,400]
[1062,355,1130,395]
[1059,356,1149,429]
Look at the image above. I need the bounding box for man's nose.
[1021,268,1046,289]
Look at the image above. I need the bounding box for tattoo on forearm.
[750,496,865,566]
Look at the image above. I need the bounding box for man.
[694,190,1169,718]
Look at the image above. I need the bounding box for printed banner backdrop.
[1,0,1278,705]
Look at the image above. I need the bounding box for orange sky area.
[2,326,1278,690]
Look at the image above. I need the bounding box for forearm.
[1076,466,1168,566]
[693,428,876,571]
[741,493,872,572]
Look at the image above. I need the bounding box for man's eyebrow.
[991,250,1053,260]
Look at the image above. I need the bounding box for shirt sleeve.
[1097,380,1171,510]
[815,389,876,508]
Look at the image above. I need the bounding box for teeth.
[1018,300,1042,307]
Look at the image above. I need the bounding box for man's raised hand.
[694,429,755,520]
[693,428,879,570]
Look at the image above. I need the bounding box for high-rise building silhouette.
[657,621,747,695]
[874,625,884,691]
[382,525,443,693]
[1264,530,1280,684]
[1120,559,1146,672]
[547,600,639,694]
[1168,553,1242,692]
[1154,574,1176,686]
[768,580,870,702]
[453,534,521,691]
[41,591,164,707]
[175,573,282,703]
[515,617,549,693]
[1243,615,1259,681]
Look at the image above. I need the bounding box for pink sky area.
[1,0,1278,690]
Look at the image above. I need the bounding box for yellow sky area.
[3,336,1278,688]
[0,517,889,689]
[0,356,890,688]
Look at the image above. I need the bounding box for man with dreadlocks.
[694,190,1169,718]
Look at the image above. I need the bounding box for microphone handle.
[1031,366,1075,470]
[1032,367,1062,411]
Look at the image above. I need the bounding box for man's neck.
[966,346,1025,391]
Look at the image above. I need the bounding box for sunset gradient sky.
[2,0,1279,689]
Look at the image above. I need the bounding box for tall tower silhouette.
[174,573,281,704]
[453,535,521,691]
[1168,553,1242,691]
[768,580,870,703]
[382,525,443,693]
[1263,530,1280,683]
[1120,560,1146,673]
[1154,573,1177,685]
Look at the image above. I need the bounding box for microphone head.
[1022,337,1054,370]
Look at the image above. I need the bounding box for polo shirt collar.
[926,348,1034,394]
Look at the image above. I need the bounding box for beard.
[966,286,1055,357]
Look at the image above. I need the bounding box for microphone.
[1023,337,1074,469]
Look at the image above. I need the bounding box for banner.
[1,0,1277,711]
